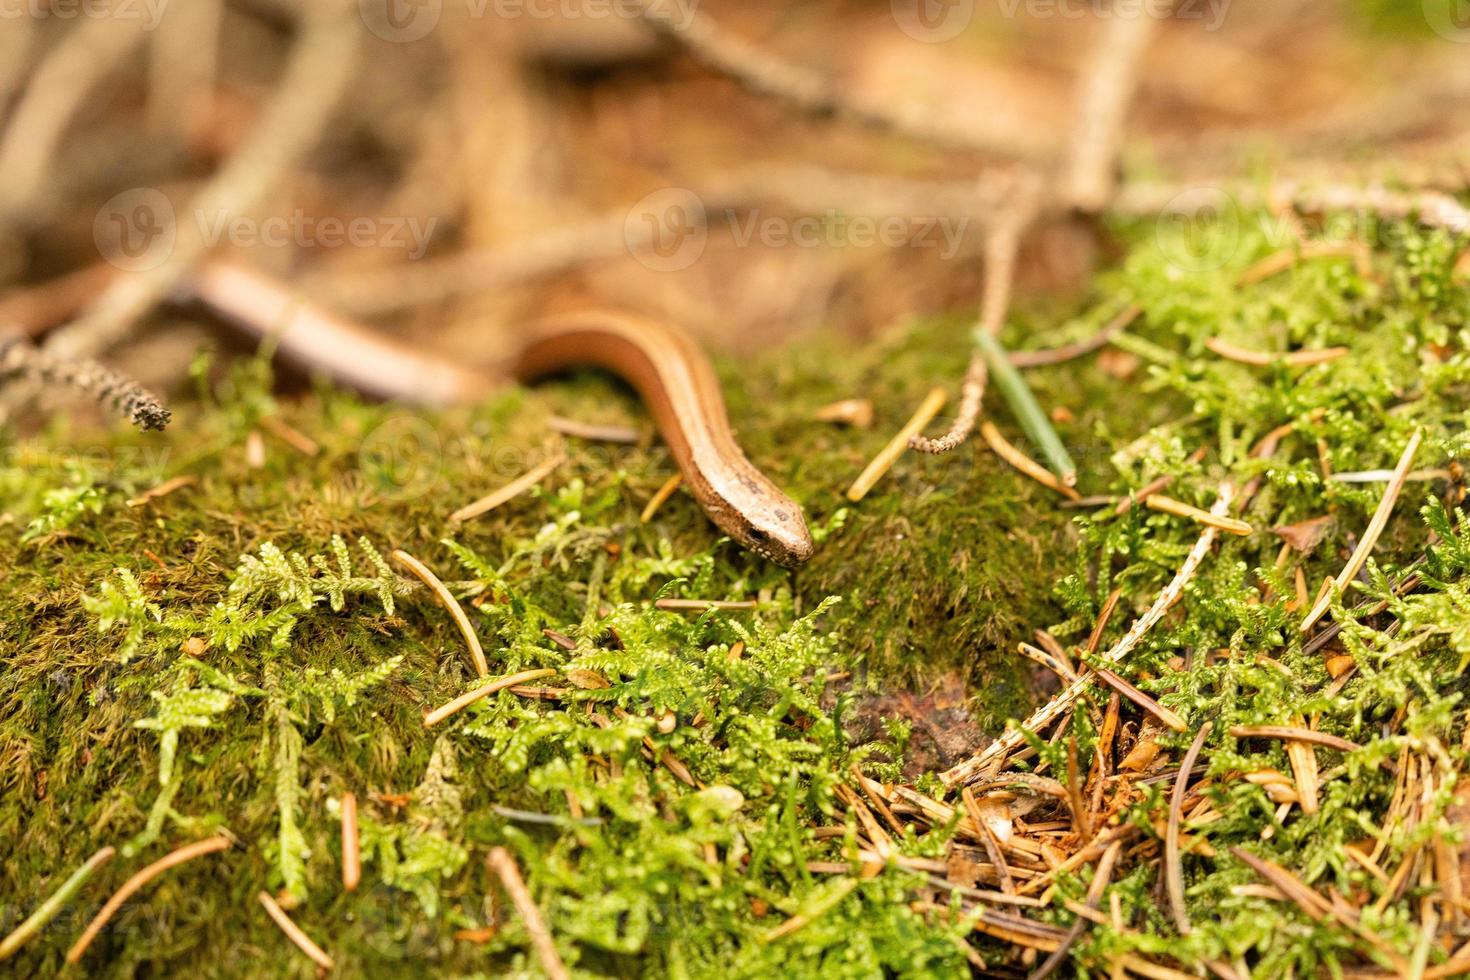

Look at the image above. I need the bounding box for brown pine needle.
[1010,305,1142,369]
[1093,668,1188,732]
[944,482,1234,788]
[487,847,569,980]
[548,415,639,443]
[392,549,489,678]
[424,669,558,727]
[845,387,948,502]
[340,792,360,892]
[641,473,684,523]
[448,448,565,524]
[66,835,231,963]
[125,475,197,508]
[257,890,333,971]
[1086,588,1124,655]
[654,598,758,612]
[1204,337,1350,368]
[1168,723,1213,934]
[1301,429,1423,632]
[1145,494,1253,535]
[980,422,1082,501]
[1238,241,1373,285]
[961,787,1016,895]
[259,414,320,456]
[1229,726,1362,753]
[0,846,114,961]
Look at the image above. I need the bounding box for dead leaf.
[564,669,611,690]
[1270,515,1334,553]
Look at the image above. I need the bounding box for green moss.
[3,205,1469,976]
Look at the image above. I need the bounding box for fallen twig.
[977,329,1077,485]
[46,6,362,359]
[1060,2,1171,211]
[1228,726,1363,753]
[641,473,684,523]
[1204,337,1350,368]
[340,792,360,892]
[126,475,197,508]
[1,335,171,431]
[1145,494,1254,535]
[1010,305,1142,369]
[980,422,1081,501]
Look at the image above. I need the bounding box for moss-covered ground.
[4,205,1470,977]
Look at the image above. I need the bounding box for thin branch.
[1,334,171,430]
[392,550,490,679]
[847,387,948,501]
[909,193,1034,454]
[1061,2,1172,211]
[629,0,1043,160]
[1009,305,1142,369]
[0,15,148,223]
[45,6,361,359]
[257,890,333,971]
[424,669,558,728]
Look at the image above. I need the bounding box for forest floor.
[6,206,1470,977]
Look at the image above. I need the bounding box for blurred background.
[1,0,1468,418]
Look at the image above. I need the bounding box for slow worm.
[183,260,814,566]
